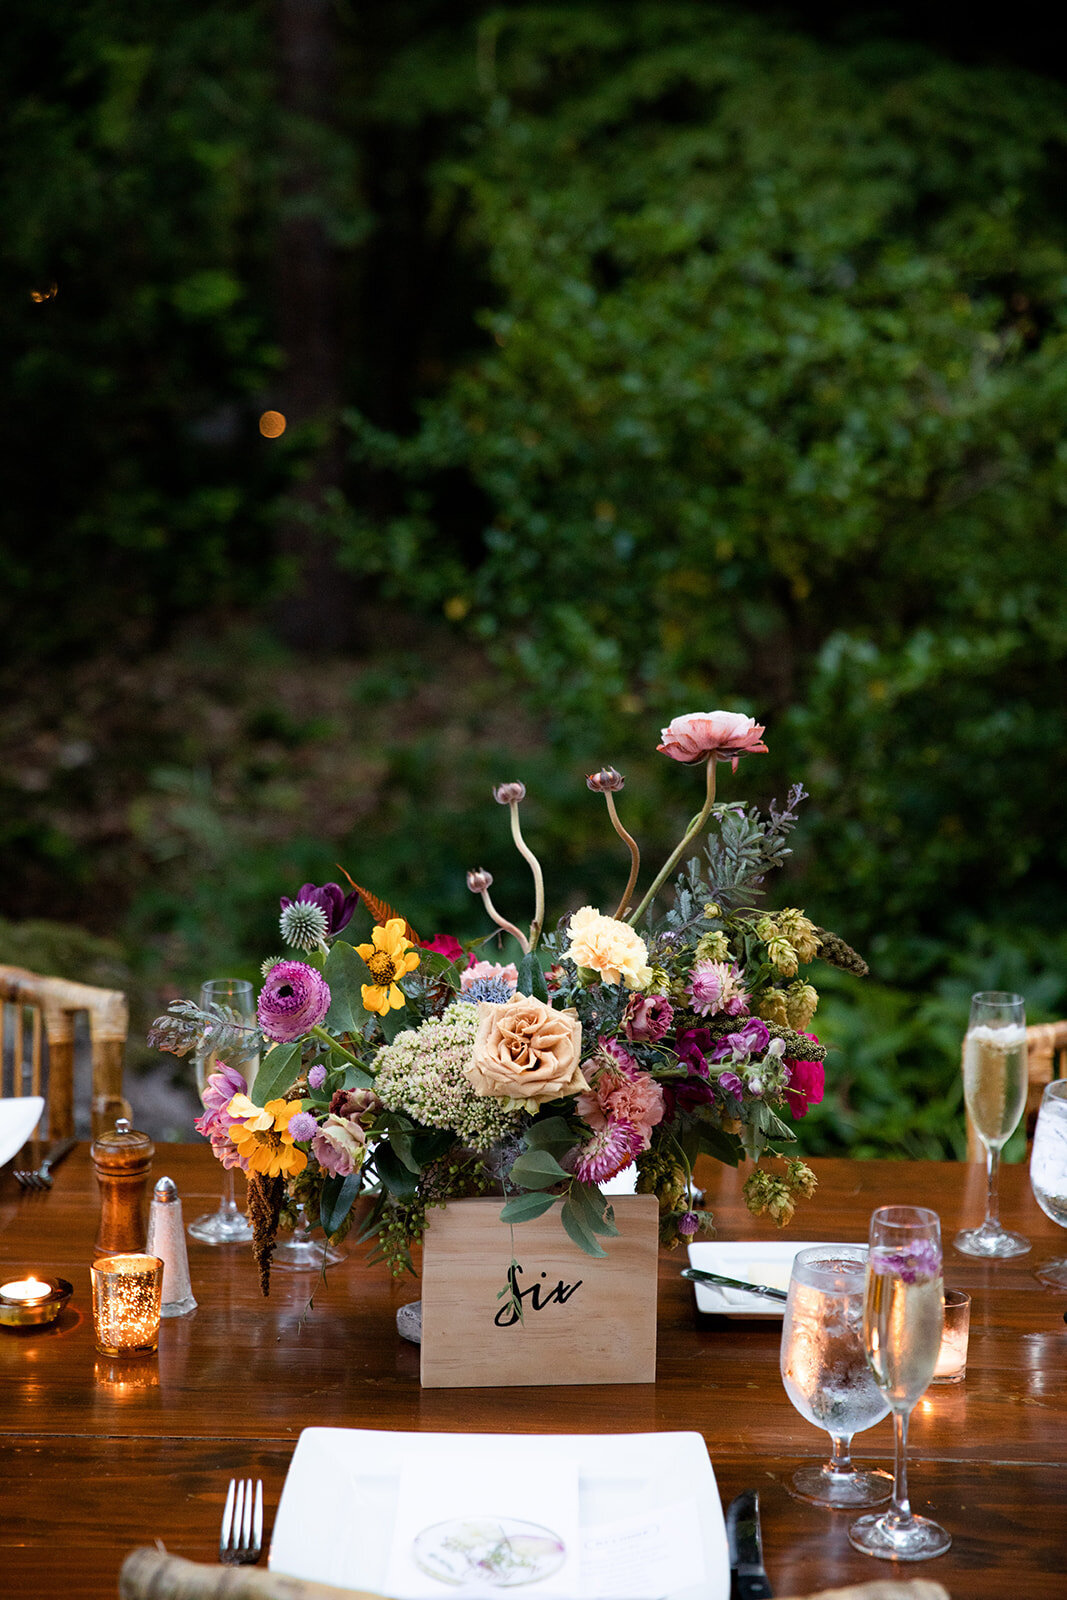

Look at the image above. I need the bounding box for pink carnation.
[577,1043,664,1152]
[687,959,748,1019]
[657,711,768,771]
[461,959,518,995]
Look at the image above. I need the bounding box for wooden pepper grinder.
[91,1117,155,1256]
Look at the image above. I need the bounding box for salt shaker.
[90,1117,155,1256]
[145,1177,197,1316]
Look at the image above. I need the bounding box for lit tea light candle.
[1,1278,51,1303]
[0,1275,74,1329]
[931,1287,971,1385]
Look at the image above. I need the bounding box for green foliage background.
[2,3,1065,1149]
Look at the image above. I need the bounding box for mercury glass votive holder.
[931,1288,971,1384]
[91,1254,164,1356]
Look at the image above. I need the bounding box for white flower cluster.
[374,1003,523,1149]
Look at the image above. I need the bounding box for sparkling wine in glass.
[188,978,258,1246]
[955,991,1030,1258]
[849,1206,950,1561]
[780,1245,892,1507]
[1029,1078,1067,1289]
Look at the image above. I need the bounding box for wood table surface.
[2,1144,1065,1599]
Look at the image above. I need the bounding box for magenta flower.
[657,711,768,771]
[782,1050,825,1119]
[717,1070,744,1098]
[687,960,748,1019]
[420,933,465,962]
[257,961,331,1043]
[280,882,357,936]
[623,992,673,1042]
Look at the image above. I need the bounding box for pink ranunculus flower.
[257,960,331,1043]
[311,1113,367,1177]
[782,1033,826,1119]
[657,711,768,771]
[461,959,519,995]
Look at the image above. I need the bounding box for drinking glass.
[955,991,1031,1258]
[188,979,258,1246]
[272,1200,346,1271]
[849,1206,951,1561]
[1029,1078,1067,1288]
[780,1245,892,1507]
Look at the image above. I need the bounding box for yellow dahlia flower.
[228,1096,308,1178]
[357,917,421,1015]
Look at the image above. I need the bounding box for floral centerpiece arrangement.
[150,711,868,1295]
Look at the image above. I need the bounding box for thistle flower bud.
[493,781,526,805]
[466,867,494,893]
[280,899,330,952]
[586,766,625,793]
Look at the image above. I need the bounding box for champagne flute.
[955,991,1030,1258]
[849,1206,950,1560]
[1029,1078,1067,1288]
[780,1245,892,1507]
[188,979,258,1246]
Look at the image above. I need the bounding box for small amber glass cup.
[91,1254,164,1356]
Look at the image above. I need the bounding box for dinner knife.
[726,1489,774,1600]
[681,1266,789,1303]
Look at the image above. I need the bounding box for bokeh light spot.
[259,410,287,438]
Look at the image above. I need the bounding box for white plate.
[686,1239,861,1317]
[0,1097,45,1168]
[271,1428,728,1600]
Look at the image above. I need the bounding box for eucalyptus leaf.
[324,941,372,1033]
[319,1172,362,1236]
[560,1197,607,1257]
[250,1041,302,1108]
[499,1192,560,1224]
[508,1148,571,1190]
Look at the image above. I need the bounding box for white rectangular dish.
[686,1239,861,1318]
[270,1427,728,1600]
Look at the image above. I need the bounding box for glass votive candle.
[91,1254,163,1356]
[932,1287,971,1384]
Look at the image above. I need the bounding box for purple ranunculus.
[623,992,674,1043]
[280,882,358,937]
[257,960,331,1043]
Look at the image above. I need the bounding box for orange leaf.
[336,865,421,946]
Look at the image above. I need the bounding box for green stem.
[606,793,642,920]
[479,888,531,954]
[509,801,545,950]
[310,1025,359,1065]
[627,757,718,927]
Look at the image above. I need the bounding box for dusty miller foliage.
[147,999,261,1067]
[671,786,808,922]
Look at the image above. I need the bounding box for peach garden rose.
[467,993,586,1108]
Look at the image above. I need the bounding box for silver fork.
[219,1477,263,1566]
[13,1138,77,1192]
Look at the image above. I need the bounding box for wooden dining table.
[2,1143,1065,1600]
